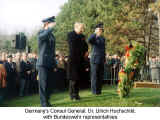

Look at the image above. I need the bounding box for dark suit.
[28,58,38,94]
[88,34,105,95]
[36,28,56,107]
[19,60,32,97]
[8,61,17,97]
[67,31,88,100]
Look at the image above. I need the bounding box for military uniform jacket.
[88,34,106,64]
[67,31,88,66]
[36,28,56,69]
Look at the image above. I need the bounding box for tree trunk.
[158,13,160,57]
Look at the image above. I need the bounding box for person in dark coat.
[67,22,88,100]
[79,56,90,89]
[64,56,69,88]
[19,53,32,97]
[28,53,38,94]
[36,16,57,107]
[7,55,17,97]
[15,52,22,96]
[88,23,106,95]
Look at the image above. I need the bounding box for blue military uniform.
[36,16,56,107]
[88,33,106,95]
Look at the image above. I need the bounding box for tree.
[4,40,11,50]
[150,0,160,56]
[54,0,156,56]
[28,34,38,53]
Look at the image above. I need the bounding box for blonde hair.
[74,22,84,29]
[74,22,85,34]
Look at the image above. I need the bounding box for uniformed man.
[36,16,57,107]
[88,23,106,95]
[67,22,88,100]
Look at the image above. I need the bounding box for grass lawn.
[1,85,160,107]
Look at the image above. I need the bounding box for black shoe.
[47,102,53,107]
[96,93,101,95]
[75,95,80,100]
[70,96,80,101]
[92,92,101,95]
[70,96,74,100]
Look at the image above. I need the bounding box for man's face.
[8,57,12,62]
[152,58,156,61]
[47,22,56,28]
[79,25,84,34]
[33,54,37,59]
[28,54,32,58]
[59,57,63,61]
[16,53,21,60]
[75,24,84,34]
[22,54,27,61]
[95,28,103,36]
[65,58,68,62]
[1,53,6,61]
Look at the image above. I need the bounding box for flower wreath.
[118,43,146,98]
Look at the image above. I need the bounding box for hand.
[27,71,31,74]
[94,28,98,34]
[113,65,117,69]
[53,68,57,72]
[48,22,56,28]
[85,68,89,72]
[84,52,89,59]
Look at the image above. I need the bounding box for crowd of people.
[0,50,124,102]
[0,52,38,103]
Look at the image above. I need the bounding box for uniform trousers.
[38,67,53,107]
[90,62,104,94]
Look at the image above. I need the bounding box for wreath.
[118,43,146,98]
